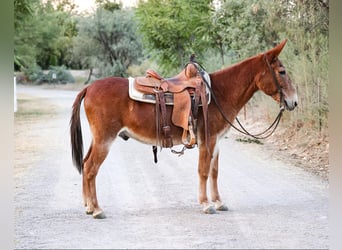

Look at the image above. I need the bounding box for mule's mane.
[210,52,264,78]
[207,52,267,116]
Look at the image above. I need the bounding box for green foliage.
[14,0,37,70]
[14,0,34,29]
[135,0,285,71]
[135,0,213,74]
[47,65,75,84]
[126,59,158,77]
[14,0,77,71]
[210,0,285,62]
[22,65,47,84]
[72,8,143,77]
[22,64,74,84]
[95,0,121,11]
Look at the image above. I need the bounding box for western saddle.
[132,57,209,158]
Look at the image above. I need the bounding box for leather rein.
[194,54,285,140]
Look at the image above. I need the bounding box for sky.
[73,0,137,11]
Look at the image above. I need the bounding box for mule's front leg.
[209,152,228,211]
[198,143,216,214]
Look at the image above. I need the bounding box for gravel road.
[14,84,328,249]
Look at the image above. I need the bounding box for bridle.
[194,54,285,140]
[263,54,285,110]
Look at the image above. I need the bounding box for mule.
[70,39,297,218]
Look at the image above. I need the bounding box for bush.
[47,65,75,84]
[22,65,75,84]
[22,65,48,84]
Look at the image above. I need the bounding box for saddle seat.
[135,63,202,93]
[132,62,209,151]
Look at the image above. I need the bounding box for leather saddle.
[130,61,210,153]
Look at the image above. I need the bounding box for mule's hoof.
[85,210,93,215]
[203,205,216,214]
[216,203,229,211]
[93,211,106,219]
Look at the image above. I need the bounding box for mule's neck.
[209,55,262,114]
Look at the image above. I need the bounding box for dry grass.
[14,95,58,179]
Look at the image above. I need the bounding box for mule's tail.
[70,87,87,174]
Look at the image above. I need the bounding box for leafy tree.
[135,0,213,74]
[95,0,121,11]
[73,7,143,77]
[209,0,284,63]
[14,0,33,29]
[14,0,77,71]
[14,0,36,70]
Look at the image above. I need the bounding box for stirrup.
[171,146,187,156]
[181,126,196,148]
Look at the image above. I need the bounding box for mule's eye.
[279,70,286,75]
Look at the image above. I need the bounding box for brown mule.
[70,39,298,218]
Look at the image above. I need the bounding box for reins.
[194,55,285,140]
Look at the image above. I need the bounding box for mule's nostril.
[294,101,298,107]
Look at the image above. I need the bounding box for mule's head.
[255,39,298,111]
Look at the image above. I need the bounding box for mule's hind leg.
[82,142,92,208]
[83,141,111,219]
[209,151,228,211]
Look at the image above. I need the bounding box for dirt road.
[14,84,328,249]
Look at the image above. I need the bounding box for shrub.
[22,65,75,84]
[47,65,75,84]
[22,65,48,84]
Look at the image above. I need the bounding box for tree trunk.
[84,68,93,85]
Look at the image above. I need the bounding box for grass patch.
[40,81,86,91]
[235,137,264,145]
[15,98,57,120]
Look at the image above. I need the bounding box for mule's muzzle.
[284,94,298,111]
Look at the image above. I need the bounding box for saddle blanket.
[128,72,211,106]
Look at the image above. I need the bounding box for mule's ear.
[266,39,288,61]
[273,39,287,55]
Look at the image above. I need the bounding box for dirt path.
[14,84,328,249]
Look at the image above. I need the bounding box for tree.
[95,0,121,11]
[135,0,213,74]
[14,0,35,70]
[208,0,284,63]
[14,0,33,29]
[73,7,143,77]
[14,0,77,71]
